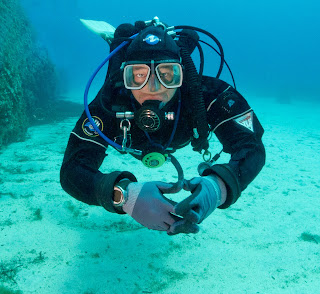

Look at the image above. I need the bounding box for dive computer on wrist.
[113,179,131,207]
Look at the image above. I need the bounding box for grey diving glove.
[173,175,225,224]
[122,181,199,234]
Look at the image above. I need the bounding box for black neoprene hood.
[125,26,181,62]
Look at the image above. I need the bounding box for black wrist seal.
[95,171,137,214]
[200,164,241,209]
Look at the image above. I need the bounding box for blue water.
[21,0,320,101]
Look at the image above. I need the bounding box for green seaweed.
[0,285,22,294]
[0,252,46,286]
[31,252,45,264]
[300,232,320,244]
[0,219,14,227]
[90,253,100,259]
[146,263,187,292]
[104,219,143,232]
[32,208,42,221]
[0,261,22,284]
[64,200,81,218]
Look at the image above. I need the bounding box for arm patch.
[234,111,254,132]
[207,89,251,131]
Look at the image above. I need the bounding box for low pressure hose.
[168,154,185,192]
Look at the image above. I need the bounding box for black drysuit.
[60,76,265,213]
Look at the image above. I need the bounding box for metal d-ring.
[203,149,212,162]
[120,119,131,150]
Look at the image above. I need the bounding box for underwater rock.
[0,0,59,148]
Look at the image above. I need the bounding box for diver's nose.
[148,74,161,92]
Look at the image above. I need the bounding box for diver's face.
[130,66,177,105]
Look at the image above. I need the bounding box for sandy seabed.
[1,97,320,294]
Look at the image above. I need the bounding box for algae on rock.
[0,0,58,147]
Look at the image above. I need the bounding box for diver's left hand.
[173,175,225,224]
[167,219,200,235]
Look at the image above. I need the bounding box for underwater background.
[1,0,320,293]
[20,0,320,101]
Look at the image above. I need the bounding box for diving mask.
[123,60,183,90]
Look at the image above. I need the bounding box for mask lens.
[123,62,183,90]
[124,64,150,89]
[156,63,183,88]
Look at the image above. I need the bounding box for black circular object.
[135,108,162,132]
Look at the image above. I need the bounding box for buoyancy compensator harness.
[83,17,236,185]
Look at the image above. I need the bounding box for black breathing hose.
[196,42,205,79]
[180,47,209,152]
[173,25,225,79]
[199,40,236,89]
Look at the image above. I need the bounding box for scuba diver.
[60,17,265,235]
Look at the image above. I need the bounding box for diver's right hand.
[122,181,198,233]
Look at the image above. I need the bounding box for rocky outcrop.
[0,0,58,147]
